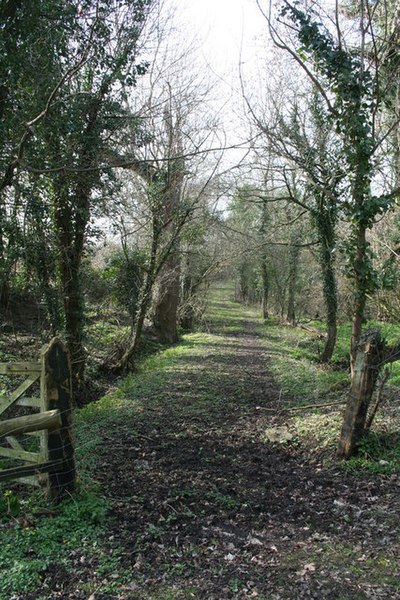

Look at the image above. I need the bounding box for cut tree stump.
[337,329,384,459]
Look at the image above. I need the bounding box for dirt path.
[69,296,400,598]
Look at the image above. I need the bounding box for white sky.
[164,0,271,178]
[174,0,269,77]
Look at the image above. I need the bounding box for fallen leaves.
[41,314,400,600]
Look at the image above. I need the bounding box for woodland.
[1,0,400,599]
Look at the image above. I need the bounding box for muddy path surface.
[43,296,400,599]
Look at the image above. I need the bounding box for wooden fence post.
[337,329,384,459]
[41,338,75,501]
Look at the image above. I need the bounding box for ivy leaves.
[281,4,373,151]
[279,2,395,304]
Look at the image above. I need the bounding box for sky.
[174,0,268,77]
[164,0,271,176]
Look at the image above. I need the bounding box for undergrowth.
[0,489,109,597]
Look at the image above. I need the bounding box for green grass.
[205,287,261,337]
[209,287,400,477]
[344,429,400,474]
[261,317,400,403]
[85,317,165,383]
[75,330,219,475]
[261,321,349,403]
[278,540,400,596]
[86,318,130,349]
[307,318,400,384]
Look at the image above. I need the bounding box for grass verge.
[259,316,400,474]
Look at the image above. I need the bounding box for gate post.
[41,338,75,501]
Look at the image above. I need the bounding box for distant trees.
[240,36,347,358]
[225,180,314,323]
[260,91,341,359]
[113,161,187,371]
[227,186,263,305]
[233,1,400,363]
[179,204,224,329]
[102,247,146,325]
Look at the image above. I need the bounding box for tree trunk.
[152,104,184,344]
[317,215,338,363]
[350,223,368,373]
[238,263,249,303]
[261,254,269,320]
[259,189,270,320]
[287,242,300,325]
[51,96,100,397]
[321,322,337,363]
[179,252,195,329]
[122,282,154,367]
[0,198,17,311]
[152,173,182,344]
[395,81,400,184]
[116,270,157,371]
[0,277,10,312]
[153,244,181,343]
[0,209,9,310]
[337,329,384,459]
[30,205,62,333]
[61,260,85,391]
[53,179,89,400]
[115,213,161,371]
[272,272,286,318]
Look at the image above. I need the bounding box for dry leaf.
[297,562,316,577]
[248,537,263,546]
[263,426,293,443]
[224,553,235,561]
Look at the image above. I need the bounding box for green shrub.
[102,247,146,320]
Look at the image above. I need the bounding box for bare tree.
[109,16,225,370]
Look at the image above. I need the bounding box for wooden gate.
[0,338,75,500]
